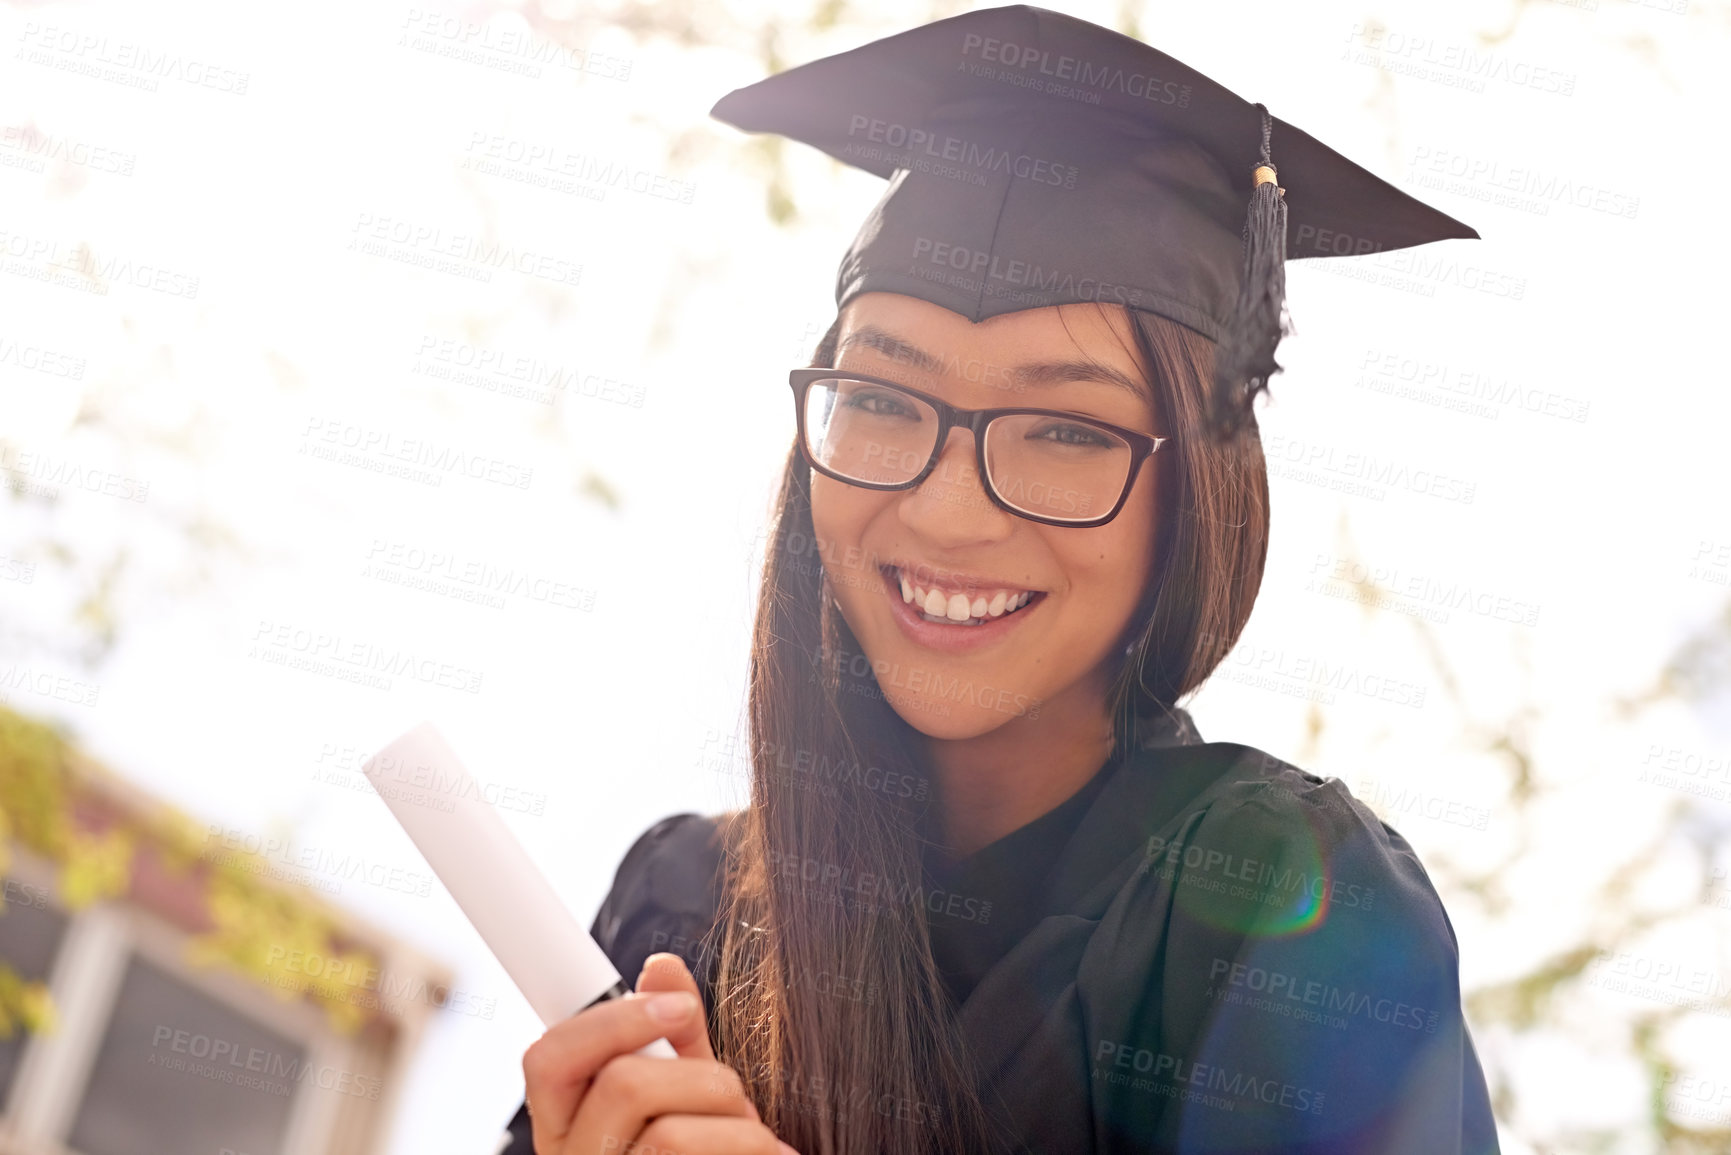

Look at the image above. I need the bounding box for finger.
[522,990,701,1150]
[633,952,715,1061]
[637,1113,802,1155]
[565,1055,756,1155]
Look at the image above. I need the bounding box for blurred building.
[0,707,448,1155]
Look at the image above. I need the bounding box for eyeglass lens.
[800,376,1132,523]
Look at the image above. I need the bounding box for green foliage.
[0,960,54,1040]
[0,703,383,1036]
[1343,547,1731,1152]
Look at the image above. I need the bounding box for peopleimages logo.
[959,32,1193,107]
[1141,833,1377,911]
[149,1027,383,1100]
[1206,957,1440,1033]
[765,849,993,925]
[909,235,1144,310]
[823,645,1043,720]
[1093,1040,1325,1115]
[843,116,1079,188]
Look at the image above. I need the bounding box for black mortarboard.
[710,5,1479,434]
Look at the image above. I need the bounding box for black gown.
[497,708,1500,1153]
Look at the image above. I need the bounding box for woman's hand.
[521,952,799,1155]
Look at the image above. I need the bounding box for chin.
[833,601,1056,740]
[874,681,1045,740]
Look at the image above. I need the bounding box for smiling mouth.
[880,565,1045,627]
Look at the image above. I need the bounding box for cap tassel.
[1210,104,1289,439]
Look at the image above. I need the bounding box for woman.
[502,6,1498,1153]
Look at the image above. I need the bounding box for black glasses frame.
[788,368,1168,529]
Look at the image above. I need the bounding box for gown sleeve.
[1092,772,1499,1154]
[495,812,727,1155]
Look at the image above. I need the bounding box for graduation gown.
[497,707,1500,1154]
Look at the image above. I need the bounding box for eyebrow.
[836,324,1151,402]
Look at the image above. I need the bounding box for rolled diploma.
[362,721,675,1057]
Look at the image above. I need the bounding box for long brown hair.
[709,305,1270,1154]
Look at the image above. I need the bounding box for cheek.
[1119,469,1161,573]
[810,473,864,550]
[1062,478,1158,613]
[1065,536,1146,613]
[809,475,887,585]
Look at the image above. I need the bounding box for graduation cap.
[710,4,1478,434]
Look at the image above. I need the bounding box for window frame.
[0,848,356,1155]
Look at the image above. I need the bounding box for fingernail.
[645,991,696,1024]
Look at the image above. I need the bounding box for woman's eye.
[843,389,917,417]
[1029,421,1113,448]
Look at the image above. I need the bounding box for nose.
[895,425,1016,545]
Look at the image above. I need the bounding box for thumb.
[632,952,715,1061]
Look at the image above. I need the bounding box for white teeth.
[894,568,1035,623]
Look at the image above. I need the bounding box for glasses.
[789,369,1167,528]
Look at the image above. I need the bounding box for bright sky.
[2,0,1728,1150]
